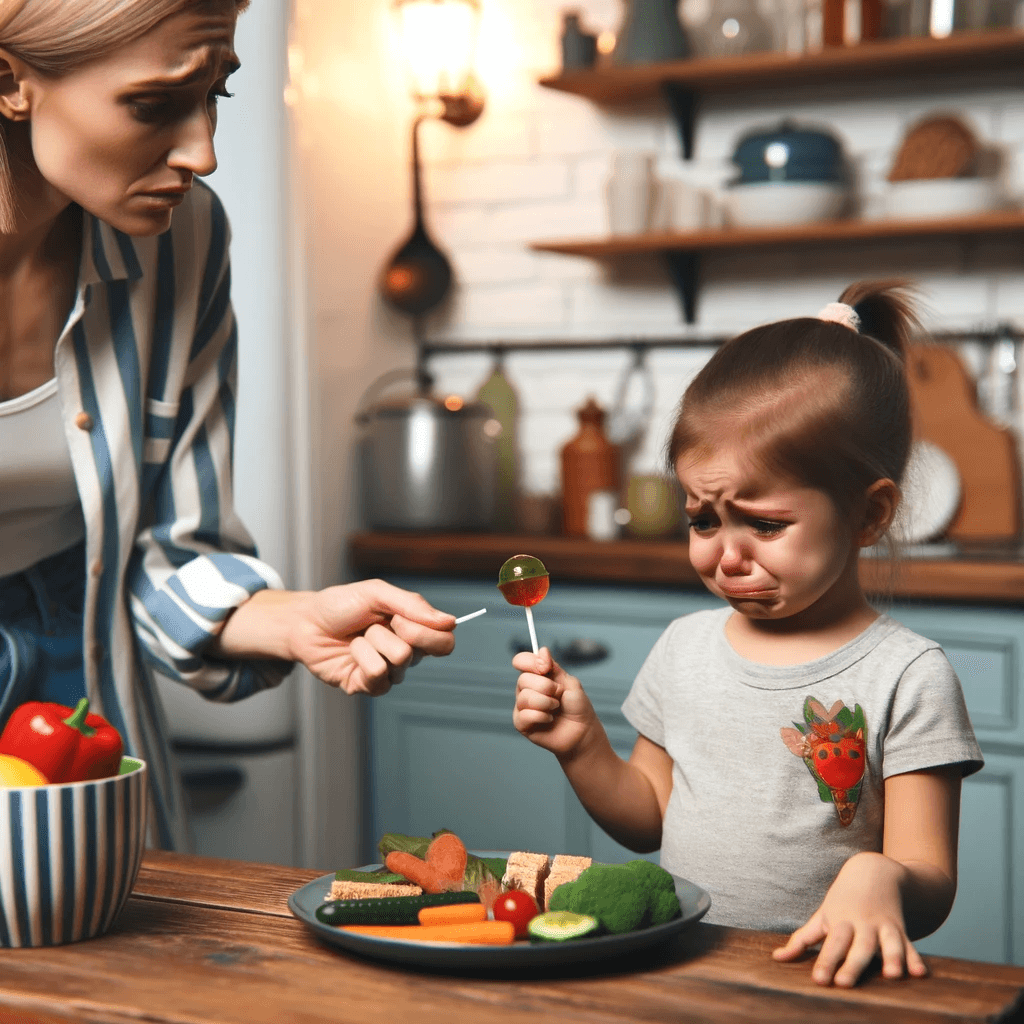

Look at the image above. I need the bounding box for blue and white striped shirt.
[54,181,292,849]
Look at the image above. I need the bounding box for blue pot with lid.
[729,120,846,185]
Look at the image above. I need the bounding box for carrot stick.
[425,831,468,883]
[340,921,516,945]
[417,902,488,926]
[383,851,452,894]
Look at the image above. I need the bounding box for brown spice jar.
[560,396,620,537]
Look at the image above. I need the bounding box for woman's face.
[13,1,239,236]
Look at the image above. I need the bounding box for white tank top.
[0,379,85,578]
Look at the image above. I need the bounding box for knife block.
[906,343,1022,544]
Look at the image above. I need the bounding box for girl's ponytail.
[837,280,923,361]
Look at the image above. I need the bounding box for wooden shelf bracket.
[662,82,698,160]
[663,249,700,323]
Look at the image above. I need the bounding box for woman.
[0,0,457,850]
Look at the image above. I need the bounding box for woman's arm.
[773,765,961,987]
[512,648,671,851]
[210,580,457,696]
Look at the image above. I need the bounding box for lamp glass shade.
[394,0,480,99]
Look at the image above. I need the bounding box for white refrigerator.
[152,0,316,868]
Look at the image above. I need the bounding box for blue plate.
[288,852,711,971]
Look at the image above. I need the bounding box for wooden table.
[2,852,1023,1024]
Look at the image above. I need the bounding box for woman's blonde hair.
[0,0,250,230]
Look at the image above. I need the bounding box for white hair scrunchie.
[817,301,861,332]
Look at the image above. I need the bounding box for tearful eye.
[752,520,786,536]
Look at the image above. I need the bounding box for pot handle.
[353,366,434,424]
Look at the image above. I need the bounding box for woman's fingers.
[346,624,418,695]
[388,612,455,657]
[359,579,458,631]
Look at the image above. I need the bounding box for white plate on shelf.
[895,439,962,544]
[288,853,712,972]
[883,178,1003,220]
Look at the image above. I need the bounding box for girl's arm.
[773,765,961,987]
[512,648,672,852]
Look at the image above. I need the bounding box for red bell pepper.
[0,698,124,783]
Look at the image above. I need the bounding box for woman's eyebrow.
[129,55,241,89]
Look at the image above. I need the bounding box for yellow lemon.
[0,754,49,787]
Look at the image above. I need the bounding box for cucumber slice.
[527,911,601,943]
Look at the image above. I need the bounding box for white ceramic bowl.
[0,756,147,947]
[883,177,1001,220]
[725,181,848,228]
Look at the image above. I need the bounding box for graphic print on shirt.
[780,698,866,826]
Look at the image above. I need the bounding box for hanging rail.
[419,325,1023,358]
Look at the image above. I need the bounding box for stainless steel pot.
[356,369,498,531]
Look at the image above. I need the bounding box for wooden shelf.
[538,29,1024,104]
[531,210,1024,323]
[533,30,1024,320]
[531,210,1024,258]
[349,532,1024,605]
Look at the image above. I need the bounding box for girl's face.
[9,0,239,236]
[676,446,863,624]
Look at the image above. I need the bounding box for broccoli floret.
[547,860,681,934]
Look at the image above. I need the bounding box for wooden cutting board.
[906,343,1022,544]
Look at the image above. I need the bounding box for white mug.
[655,178,712,231]
[607,151,655,235]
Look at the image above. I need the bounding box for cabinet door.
[370,685,604,858]
[888,604,1024,966]
[914,751,1024,965]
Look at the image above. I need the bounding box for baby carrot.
[425,831,468,883]
[417,902,488,926]
[340,920,516,945]
[384,851,451,893]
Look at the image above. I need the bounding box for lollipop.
[497,554,549,655]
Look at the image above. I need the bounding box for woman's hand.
[512,647,596,757]
[215,579,456,696]
[772,851,927,987]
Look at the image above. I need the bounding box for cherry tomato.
[492,889,539,938]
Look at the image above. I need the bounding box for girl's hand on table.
[512,647,596,756]
[772,851,927,988]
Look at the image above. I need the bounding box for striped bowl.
[0,757,147,947]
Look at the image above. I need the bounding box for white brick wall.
[292,0,1023,514]
[403,0,1024,497]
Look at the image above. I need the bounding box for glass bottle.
[475,353,519,533]
[560,396,620,538]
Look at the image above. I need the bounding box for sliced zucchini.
[316,890,480,926]
[527,910,601,943]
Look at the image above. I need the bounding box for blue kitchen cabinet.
[369,575,1024,965]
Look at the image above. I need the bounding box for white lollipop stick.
[455,608,487,624]
[525,605,539,655]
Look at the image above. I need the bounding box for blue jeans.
[0,540,87,730]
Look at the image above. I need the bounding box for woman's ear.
[0,52,33,122]
[858,478,900,547]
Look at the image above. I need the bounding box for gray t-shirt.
[621,607,984,932]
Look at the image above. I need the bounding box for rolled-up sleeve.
[126,186,293,701]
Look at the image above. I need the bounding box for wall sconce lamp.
[379,0,484,319]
